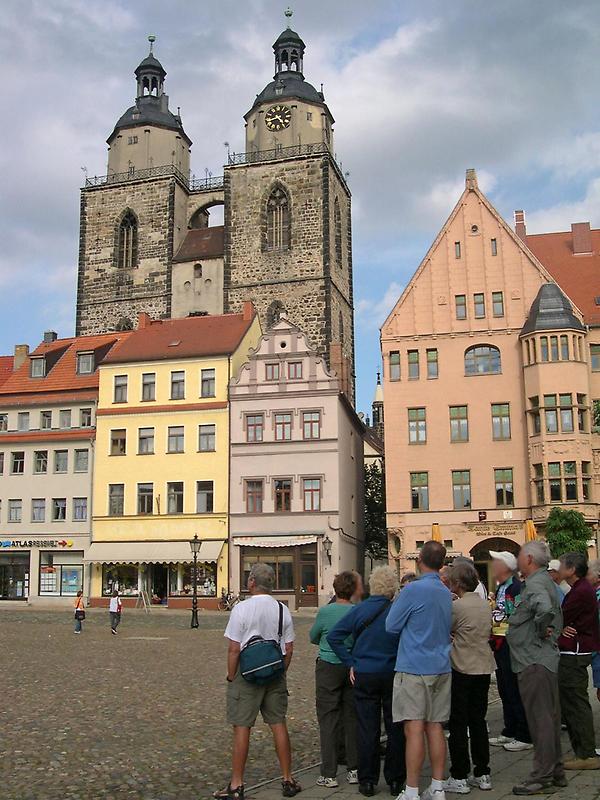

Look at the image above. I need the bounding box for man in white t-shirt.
[216,563,300,800]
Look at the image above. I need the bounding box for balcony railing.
[84,164,224,192]
[227,141,331,165]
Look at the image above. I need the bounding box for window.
[8,499,22,523]
[168,426,184,453]
[410,472,429,511]
[73,498,87,522]
[266,363,280,382]
[196,481,214,513]
[17,412,29,431]
[170,370,185,400]
[275,479,292,512]
[117,210,138,269]
[582,461,592,500]
[74,449,89,472]
[303,478,321,511]
[102,564,138,597]
[275,413,292,441]
[302,411,320,440]
[450,406,469,442]
[0,453,3,474]
[54,450,68,473]
[0,413,6,431]
[307,111,313,121]
[474,293,486,318]
[265,186,290,251]
[491,238,498,256]
[127,135,138,145]
[426,348,438,378]
[11,451,24,474]
[492,403,511,440]
[142,373,156,401]
[138,427,154,455]
[59,409,71,429]
[577,393,587,432]
[454,241,461,259]
[549,336,559,362]
[33,450,48,474]
[246,480,264,513]
[530,396,541,434]
[334,197,343,265]
[549,462,562,502]
[199,424,216,452]
[495,468,514,507]
[76,352,94,375]
[201,368,215,397]
[559,393,574,432]
[40,552,84,597]
[52,498,67,521]
[560,335,569,360]
[464,345,501,375]
[41,410,52,429]
[167,482,184,514]
[544,394,558,433]
[452,470,471,510]
[242,550,298,592]
[31,499,45,522]
[266,301,285,328]
[408,407,427,444]
[591,344,600,371]
[80,408,92,428]
[108,484,124,516]
[533,464,545,504]
[137,483,154,515]
[455,295,467,320]
[30,357,45,378]
[492,291,504,317]
[408,350,419,380]
[110,429,126,456]
[288,361,303,380]
[389,351,400,381]
[564,461,577,501]
[114,375,128,403]
[246,414,264,443]
[539,336,549,362]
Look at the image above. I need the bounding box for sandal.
[282,779,302,797]
[213,785,244,800]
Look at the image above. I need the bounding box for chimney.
[465,168,478,191]
[514,210,527,240]
[571,222,592,255]
[43,330,57,343]
[137,312,151,329]
[242,301,255,322]
[13,344,29,371]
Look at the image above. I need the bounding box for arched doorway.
[470,537,520,592]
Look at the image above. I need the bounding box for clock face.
[265,105,292,131]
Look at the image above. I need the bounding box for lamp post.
[323,535,333,565]
[190,534,201,629]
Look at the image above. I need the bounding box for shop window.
[110,429,126,456]
[242,551,294,591]
[288,361,302,380]
[303,478,321,511]
[408,350,419,379]
[17,412,29,431]
[492,291,504,317]
[196,480,214,513]
[34,450,48,474]
[246,414,264,443]
[167,482,184,514]
[73,497,87,521]
[142,372,156,401]
[266,363,280,381]
[494,468,514,507]
[108,484,124,516]
[450,406,468,442]
[167,426,184,453]
[491,403,511,440]
[410,472,429,511]
[80,408,92,428]
[8,499,22,522]
[11,451,24,474]
[474,293,486,319]
[138,427,154,454]
[54,450,68,473]
[201,368,216,397]
[199,424,216,452]
[169,563,216,597]
[408,407,426,444]
[455,295,467,320]
[464,345,501,375]
[426,348,438,379]
[302,411,320,440]
[41,410,52,429]
[389,351,400,381]
[452,470,471,510]
[274,479,292,512]
[102,564,138,596]
[40,552,83,596]
[52,498,67,521]
[113,375,128,403]
[31,498,45,522]
[275,413,292,441]
[76,352,94,375]
[137,484,154,515]
[246,480,264,513]
[170,370,185,400]
[74,449,89,472]
[0,413,7,431]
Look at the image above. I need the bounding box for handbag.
[75,607,86,620]
[239,601,285,685]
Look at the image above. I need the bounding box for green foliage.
[364,461,388,559]
[544,507,591,557]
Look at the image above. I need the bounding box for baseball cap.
[489,550,517,571]
[548,559,561,572]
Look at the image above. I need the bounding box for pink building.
[382,169,599,587]
[229,319,364,609]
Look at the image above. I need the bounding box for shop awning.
[84,540,225,565]
[233,535,319,549]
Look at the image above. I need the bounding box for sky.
[2,0,600,415]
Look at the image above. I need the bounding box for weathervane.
[148,34,156,54]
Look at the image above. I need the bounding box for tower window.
[334,197,343,266]
[265,186,291,252]
[127,135,138,145]
[117,210,138,269]
[307,112,313,121]
[267,301,285,328]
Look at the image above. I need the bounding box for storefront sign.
[0,539,74,549]
[466,522,523,538]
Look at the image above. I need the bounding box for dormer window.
[30,357,45,378]
[77,352,94,375]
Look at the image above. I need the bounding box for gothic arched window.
[267,300,286,328]
[265,186,291,252]
[464,345,501,376]
[334,198,343,266]
[117,210,138,269]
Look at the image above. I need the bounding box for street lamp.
[190,534,202,629]
[323,535,333,565]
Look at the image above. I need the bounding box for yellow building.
[87,305,260,608]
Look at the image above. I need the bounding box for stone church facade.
[76,21,355,400]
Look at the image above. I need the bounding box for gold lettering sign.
[466,522,523,537]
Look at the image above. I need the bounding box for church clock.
[265,104,291,131]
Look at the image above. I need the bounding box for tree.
[364,461,388,559]
[544,507,591,557]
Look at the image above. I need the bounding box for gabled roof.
[0,356,14,387]
[173,226,224,262]
[521,283,585,335]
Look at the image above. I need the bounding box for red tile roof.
[173,226,225,262]
[102,307,256,365]
[525,229,600,326]
[0,356,14,386]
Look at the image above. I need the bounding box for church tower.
[224,10,355,400]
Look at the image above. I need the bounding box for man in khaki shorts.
[214,563,301,800]
[386,541,453,800]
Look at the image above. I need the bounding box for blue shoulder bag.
[239,601,285,685]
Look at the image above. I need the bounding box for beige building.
[382,169,599,587]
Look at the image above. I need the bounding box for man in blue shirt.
[386,541,452,800]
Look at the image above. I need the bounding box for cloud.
[356,281,404,331]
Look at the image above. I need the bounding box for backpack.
[239,601,285,685]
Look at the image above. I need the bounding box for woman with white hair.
[328,566,406,797]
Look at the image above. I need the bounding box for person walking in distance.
[557,552,600,770]
[488,552,532,753]
[214,563,300,800]
[74,589,85,634]
[386,541,453,800]
[109,589,122,635]
[507,541,565,796]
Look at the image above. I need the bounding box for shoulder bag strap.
[353,601,390,646]
[277,600,284,643]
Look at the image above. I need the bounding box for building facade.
[382,170,599,587]
[87,305,260,608]
[229,319,364,608]
[0,331,128,603]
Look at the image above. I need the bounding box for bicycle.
[218,590,242,611]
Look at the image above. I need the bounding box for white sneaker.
[468,775,492,791]
[316,777,339,788]
[442,778,470,794]
[346,770,359,784]
[488,735,513,747]
[596,748,600,757]
[396,793,420,800]
[422,789,446,800]
[503,740,533,752]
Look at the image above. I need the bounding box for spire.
[373,371,384,404]
[371,371,384,438]
[273,10,305,77]
[134,35,167,99]
[465,168,478,191]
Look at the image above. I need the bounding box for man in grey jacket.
[507,541,564,796]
